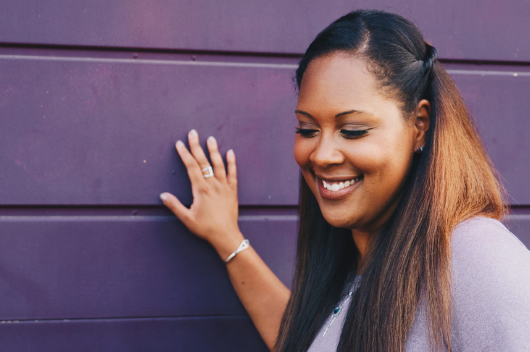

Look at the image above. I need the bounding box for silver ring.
[202,166,214,178]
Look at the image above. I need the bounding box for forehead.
[297,53,400,118]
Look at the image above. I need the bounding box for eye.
[295,127,370,138]
[340,129,368,138]
[295,127,318,138]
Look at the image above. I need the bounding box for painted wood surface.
[0,317,269,352]
[1,58,529,205]
[0,1,528,350]
[0,216,297,320]
[0,0,528,61]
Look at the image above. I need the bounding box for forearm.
[212,234,291,351]
[161,132,289,349]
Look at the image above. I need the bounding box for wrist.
[223,239,250,263]
[210,231,246,261]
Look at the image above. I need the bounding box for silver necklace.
[322,278,361,337]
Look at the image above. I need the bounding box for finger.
[226,149,237,190]
[207,136,227,183]
[188,129,212,172]
[175,140,205,186]
[160,192,196,230]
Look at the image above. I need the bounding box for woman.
[159,9,530,352]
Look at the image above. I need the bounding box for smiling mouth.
[321,176,363,192]
[315,174,364,200]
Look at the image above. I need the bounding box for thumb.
[160,192,194,228]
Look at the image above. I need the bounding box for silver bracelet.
[224,239,250,263]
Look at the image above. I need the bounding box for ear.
[413,99,431,151]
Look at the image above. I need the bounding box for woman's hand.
[160,129,244,260]
[161,130,290,349]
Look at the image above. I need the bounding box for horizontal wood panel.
[0,316,268,352]
[0,216,297,320]
[0,1,529,62]
[0,56,300,206]
[0,212,527,321]
[0,57,528,205]
[451,72,530,205]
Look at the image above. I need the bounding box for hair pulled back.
[275,9,505,352]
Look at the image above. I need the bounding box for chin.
[320,210,357,229]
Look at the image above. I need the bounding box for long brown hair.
[275,9,506,352]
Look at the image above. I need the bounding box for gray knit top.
[307,216,530,351]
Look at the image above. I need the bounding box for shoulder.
[450,216,530,284]
[449,216,530,351]
[451,215,528,255]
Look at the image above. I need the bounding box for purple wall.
[1,1,529,350]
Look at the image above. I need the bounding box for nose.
[309,133,345,167]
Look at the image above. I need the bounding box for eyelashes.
[339,130,369,138]
[295,127,368,138]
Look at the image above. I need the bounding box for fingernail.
[189,129,197,137]
[160,193,168,201]
[228,149,234,156]
[176,140,184,148]
[207,136,216,143]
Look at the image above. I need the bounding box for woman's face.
[294,52,426,234]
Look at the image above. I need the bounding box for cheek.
[359,140,413,192]
[345,135,412,187]
[293,137,313,168]
[342,141,385,175]
[293,138,319,196]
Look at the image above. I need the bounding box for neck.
[352,186,406,272]
[351,229,377,272]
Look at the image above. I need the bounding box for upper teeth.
[322,177,360,191]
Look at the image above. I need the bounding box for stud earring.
[415,146,424,153]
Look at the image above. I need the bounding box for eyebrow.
[295,109,372,119]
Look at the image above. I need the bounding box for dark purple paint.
[0,59,529,205]
[0,316,268,352]
[0,1,528,350]
[0,57,299,206]
[0,216,297,320]
[0,1,529,61]
[450,69,530,205]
